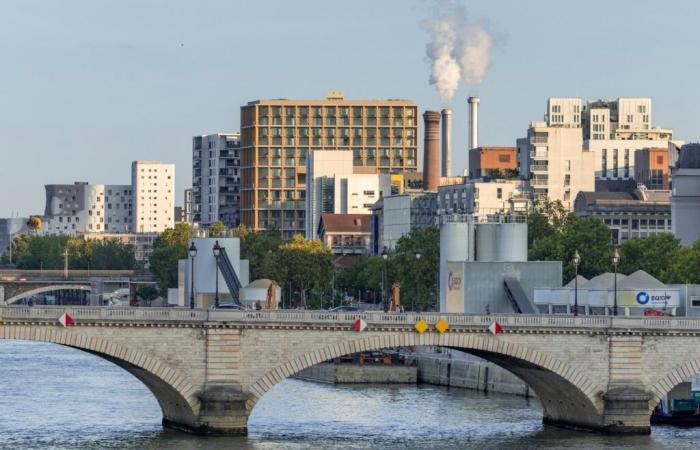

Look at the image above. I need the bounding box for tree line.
[2,234,137,270]
[528,200,700,284]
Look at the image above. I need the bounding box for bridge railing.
[2,306,700,331]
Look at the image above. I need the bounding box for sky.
[1,0,699,217]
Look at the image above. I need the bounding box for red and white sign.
[353,319,367,332]
[58,313,74,327]
[488,321,502,335]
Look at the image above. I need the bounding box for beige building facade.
[240,92,418,238]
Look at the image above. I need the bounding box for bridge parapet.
[2,306,700,331]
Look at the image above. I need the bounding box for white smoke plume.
[422,2,494,105]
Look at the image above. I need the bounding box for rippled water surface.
[0,341,698,449]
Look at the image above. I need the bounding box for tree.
[527,212,554,247]
[529,216,613,282]
[394,227,439,311]
[618,233,681,281]
[89,239,137,270]
[149,223,192,291]
[238,227,283,281]
[209,221,227,238]
[275,235,333,307]
[663,239,700,284]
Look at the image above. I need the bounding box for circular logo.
[636,291,649,305]
[448,272,454,290]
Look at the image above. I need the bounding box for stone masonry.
[1,306,700,435]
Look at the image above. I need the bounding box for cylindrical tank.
[441,109,452,177]
[495,222,528,262]
[422,111,441,192]
[439,220,475,311]
[475,223,498,262]
[475,222,528,262]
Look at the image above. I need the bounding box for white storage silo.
[475,223,498,262]
[495,222,528,262]
[439,220,475,311]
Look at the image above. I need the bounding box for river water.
[0,341,698,449]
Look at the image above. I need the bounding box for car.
[328,306,359,312]
[210,303,245,310]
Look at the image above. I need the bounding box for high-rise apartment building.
[132,161,175,233]
[192,133,241,227]
[635,148,670,190]
[518,97,676,210]
[468,147,517,179]
[240,92,418,238]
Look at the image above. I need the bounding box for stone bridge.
[1,306,700,435]
[0,270,153,304]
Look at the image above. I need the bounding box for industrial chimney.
[423,111,441,192]
[441,109,452,177]
[468,96,480,150]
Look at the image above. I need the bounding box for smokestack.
[468,96,480,150]
[441,109,452,177]
[423,111,441,192]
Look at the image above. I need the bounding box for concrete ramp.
[503,278,537,314]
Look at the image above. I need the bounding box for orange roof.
[318,214,371,234]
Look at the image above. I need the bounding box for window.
[496,188,502,199]
[656,155,664,164]
[498,154,511,163]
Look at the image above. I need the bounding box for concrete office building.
[370,192,437,253]
[672,143,700,246]
[132,161,175,233]
[192,133,241,227]
[469,147,518,179]
[574,189,671,245]
[240,92,419,239]
[437,179,531,220]
[306,150,391,238]
[635,148,670,190]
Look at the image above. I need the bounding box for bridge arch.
[648,358,700,412]
[4,285,91,304]
[246,332,605,430]
[0,325,201,431]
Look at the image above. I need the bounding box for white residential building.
[437,179,531,220]
[132,161,175,233]
[306,151,391,239]
[41,160,174,236]
[42,183,133,235]
[192,133,241,227]
[518,97,676,210]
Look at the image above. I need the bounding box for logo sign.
[448,272,462,291]
[635,291,671,306]
[488,321,503,335]
[352,319,367,332]
[58,313,74,327]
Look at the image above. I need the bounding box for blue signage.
[636,291,649,305]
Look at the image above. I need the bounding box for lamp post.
[414,249,422,312]
[612,247,620,316]
[572,250,581,316]
[189,241,197,309]
[381,247,388,311]
[212,240,221,308]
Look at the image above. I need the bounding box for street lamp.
[212,240,221,308]
[612,247,620,316]
[413,249,422,312]
[572,249,581,317]
[189,241,198,309]
[381,247,388,311]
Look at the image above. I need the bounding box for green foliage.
[2,234,135,271]
[149,223,192,291]
[618,233,681,281]
[529,216,613,281]
[663,239,700,284]
[136,285,159,302]
[209,221,227,238]
[237,225,283,281]
[335,227,439,312]
[274,235,334,307]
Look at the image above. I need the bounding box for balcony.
[530,149,548,160]
[531,163,548,173]
[531,176,549,188]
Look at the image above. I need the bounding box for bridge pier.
[177,384,250,435]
